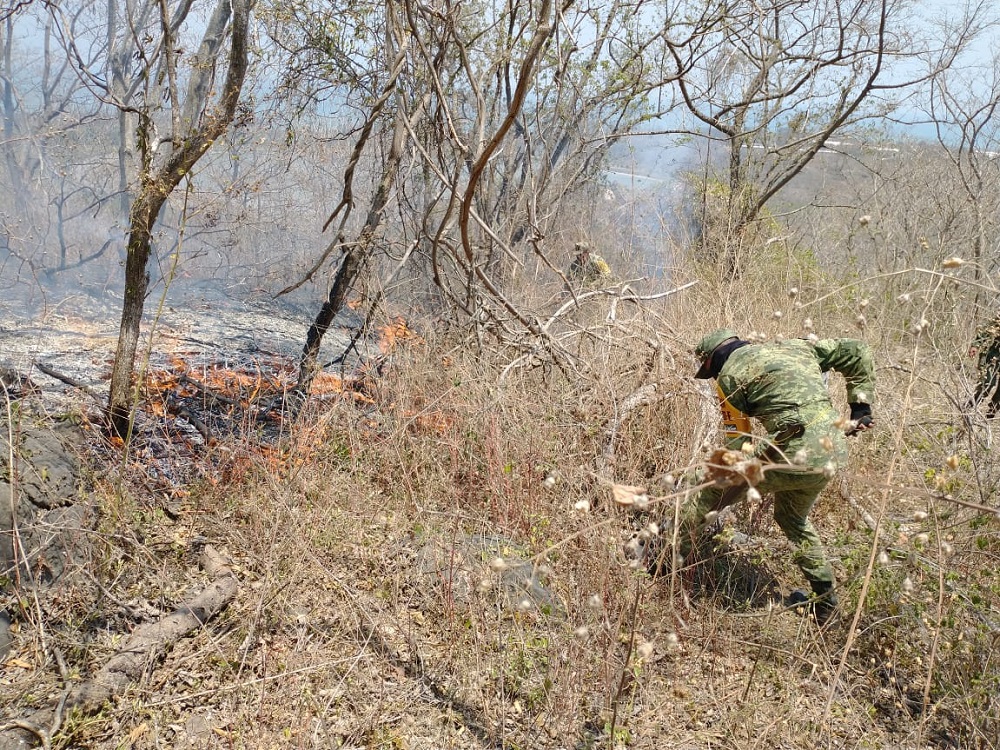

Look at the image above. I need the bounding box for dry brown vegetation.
[4,257,999,749]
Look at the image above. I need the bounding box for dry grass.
[3,264,999,750]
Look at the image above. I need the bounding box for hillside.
[2,273,997,750]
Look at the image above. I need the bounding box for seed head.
[803,317,814,331]
[820,436,834,452]
[855,314,867,330]
[860,298,870,309]
[822,461,836,478]
[636,641,654,659]
[912,510,928,522]
[941,257,965,269]
[897,293,911,303]
[914,533,930,547]
[574,625,590,639]
[543,475,557,488]
[945,455,960,470]
[490,556,509,572]
[902,576,915,593]
[788,287,799,298]
[746,487,761,503]
[586,594,603,609]
[877,550,890,565]
[574,499,591,512]
[665,632,680,647]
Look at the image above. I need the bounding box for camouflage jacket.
[570,254,612,283]
[716,338,875,470]
[972,317,1000,371]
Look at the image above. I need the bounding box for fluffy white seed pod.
[859,215,871,226]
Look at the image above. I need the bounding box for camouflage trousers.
[974,358,1000,417]
[676,468,836,585]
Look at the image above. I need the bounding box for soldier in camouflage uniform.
[568,243,612,285]
[678,329,876,625]
[968,315,1000,418]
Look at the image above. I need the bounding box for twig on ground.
[32,362,102,402]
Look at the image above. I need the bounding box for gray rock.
[1,421,90,589]
[0,609,11,661]
[415,533,564,616]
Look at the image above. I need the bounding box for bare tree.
[272,0,686,403]
[664,0,984,277]
[42,0,257,438]
[927,25,1000,292]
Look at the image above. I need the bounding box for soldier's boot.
[809,580,839,627]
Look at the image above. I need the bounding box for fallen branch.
[164,393,215,445]
[0,546,238,750]
[32,362,102,403]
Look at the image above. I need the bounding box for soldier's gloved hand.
[846,402,873,436]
